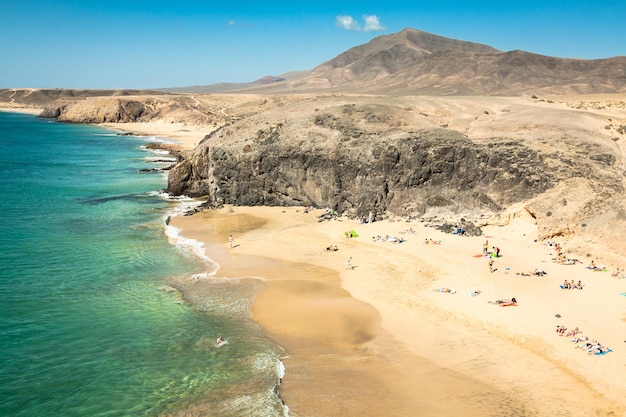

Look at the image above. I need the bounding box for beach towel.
[594,349,612,356]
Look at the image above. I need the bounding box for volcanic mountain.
[228,28,626,96]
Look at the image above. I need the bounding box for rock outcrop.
[166,96,625,224]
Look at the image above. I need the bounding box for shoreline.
[99,121,212,150]
[5,102,624,415]
[171,205,626,416]
[0,105,208,150]
[0,106,43,115]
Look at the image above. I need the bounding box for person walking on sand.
[228,234,233,248]
[489,258,495,273]
[346,257,353,270]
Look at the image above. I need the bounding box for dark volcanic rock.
[166,101,561,219]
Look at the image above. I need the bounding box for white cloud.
[335,14,385,32]
[335,15,361,31]
[363,15,385,32]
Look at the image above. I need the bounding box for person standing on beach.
[346,257,353,270]
[489,258,495,273]
[229,234,233,248]
[483,240,489,255]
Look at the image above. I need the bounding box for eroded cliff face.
[39,95,238,125]
[20,91,625,261]
[169,127,549,217]
[18,91,626,263]
[166,97,624,224]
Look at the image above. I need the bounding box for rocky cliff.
[167,94,624,232]
[169,121,553,217]
[5,88,624,263]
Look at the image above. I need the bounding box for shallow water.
[0,112,285,417]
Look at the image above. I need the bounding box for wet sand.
[171,206,626,417]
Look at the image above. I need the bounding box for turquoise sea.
[0,112,286,417]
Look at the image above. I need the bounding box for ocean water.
[0,112,285,417]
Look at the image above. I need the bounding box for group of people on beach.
[424,238,442,245]
[556,325,610,355]
[561,279,584,290]
[549,241,581,265]
[482,240,500,257]
[549,240,624,277]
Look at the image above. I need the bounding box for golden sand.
[4,102,622,415]
[171,206,626,417]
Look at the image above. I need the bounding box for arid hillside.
[2,27,625,267]
[156,93,625,266]
[3,89,626,266]
[211,28,626,96]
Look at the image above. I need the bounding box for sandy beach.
[2,101,624,415]
[0,105,211,149]
[171,206,626,417]
[0,106,43,115]
[99,121,210,149]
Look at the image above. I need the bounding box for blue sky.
[1,1,625,89]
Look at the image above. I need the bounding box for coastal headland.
[2,90,625,416]
[3,26,626,417]
[103,91,626,416]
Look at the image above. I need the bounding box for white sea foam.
[277,359,286,381]
[155,188,291,417]
[165,222,220,275]
[143,155,177,163]
[137,135,169,144]
[276,359,290,417]
[141,147,172,156]
[152,192,221,274]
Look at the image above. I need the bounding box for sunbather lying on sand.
[433,287,456,294]
[571,335,588,343]
[516,269,547,277]
[489,297,517,306]
[589,345,611,355]
[557,253,580,264]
